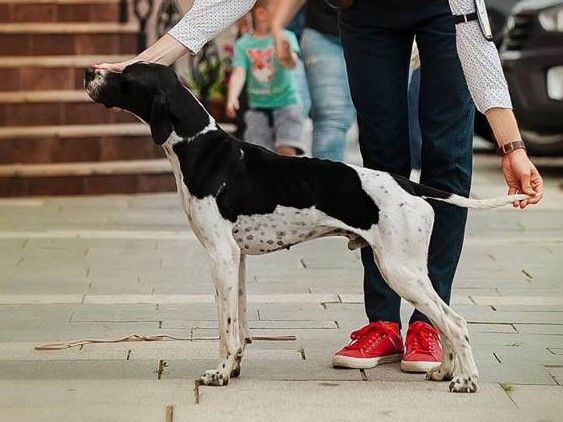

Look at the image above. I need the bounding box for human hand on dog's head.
[92,60,138,73]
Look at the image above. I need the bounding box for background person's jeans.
[339,0,475,326]
[301,28,355,162]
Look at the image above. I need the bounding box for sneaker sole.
[400,360,441,373]
[332,353,403,369]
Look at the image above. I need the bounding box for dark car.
[487,0,522,44]
[500,0,563,156]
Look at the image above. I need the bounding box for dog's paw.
[449,375,478,393]
[426,365,454,382]
[198,369,229,387]
[230,357,242,378]
[230,364,241,378]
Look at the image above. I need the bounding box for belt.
[452,11,478,24]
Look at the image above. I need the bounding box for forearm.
[169,0,256,54]
[485,108,522,147]
[228,68,246,101]
[134,34,189,65]
[271,0,307,31]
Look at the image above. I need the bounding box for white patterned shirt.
[168,0,512,113]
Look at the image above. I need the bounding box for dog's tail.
[392,175,528,210]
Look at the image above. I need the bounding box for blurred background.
[0,0,561,196]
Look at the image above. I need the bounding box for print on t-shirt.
[246,46,275,84]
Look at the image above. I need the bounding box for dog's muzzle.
[84,68,108,102]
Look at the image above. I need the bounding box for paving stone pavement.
[0,153,562,421]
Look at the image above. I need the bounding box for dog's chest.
[231,206,333,255]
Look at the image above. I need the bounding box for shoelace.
[344,323,389,351]
[408,327,438,355]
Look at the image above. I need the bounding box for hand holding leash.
[501,149,544,209]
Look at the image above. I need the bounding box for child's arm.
[226,66,246,118]
[278,38,297,69]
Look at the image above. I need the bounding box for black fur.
[391,174,452,200]
[150,90,173,145]
[174,130,380,229]
[85,63,380,230]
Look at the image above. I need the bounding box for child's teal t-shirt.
[233,30,300,109]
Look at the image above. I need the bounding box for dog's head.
[85,63,211,145]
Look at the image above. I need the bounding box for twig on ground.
[165,404,174,422]
[194,379,202,404]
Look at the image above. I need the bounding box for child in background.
[226,0,305,156]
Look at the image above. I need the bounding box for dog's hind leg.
[413,286,478,393]
[426,330,456,381]
[231,254,251,378]
[198,238,243,387]
[374,249,478,393]
[369,201,478,393]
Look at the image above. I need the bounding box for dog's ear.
[149,90,173,145]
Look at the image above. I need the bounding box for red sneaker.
[332,321,404,369]
[400,321,442,373]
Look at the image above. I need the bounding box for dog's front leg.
[238,254,252,345]
[231,254,251,379]
[199,243,243,386]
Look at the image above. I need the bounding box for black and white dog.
[85,63,526,393]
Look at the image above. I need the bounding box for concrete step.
[0,159,176,196]
[0,23,137,56]
[0,158,171,177]
[0,123,164,164]
[0,0,123,23]
[0,55,133,91]
[0,90,137,126]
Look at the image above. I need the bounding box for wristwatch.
[497,140,526,156]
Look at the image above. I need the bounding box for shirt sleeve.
[168,0,257,54]
[232,38,249,70]
[447,0,513,113]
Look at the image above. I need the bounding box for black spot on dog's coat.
[173,133,380,230]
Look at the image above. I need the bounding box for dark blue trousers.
[339,0,475,326]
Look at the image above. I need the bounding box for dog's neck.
[167,86,218,142]
[159,85,231,206]
[166,119,218,147]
